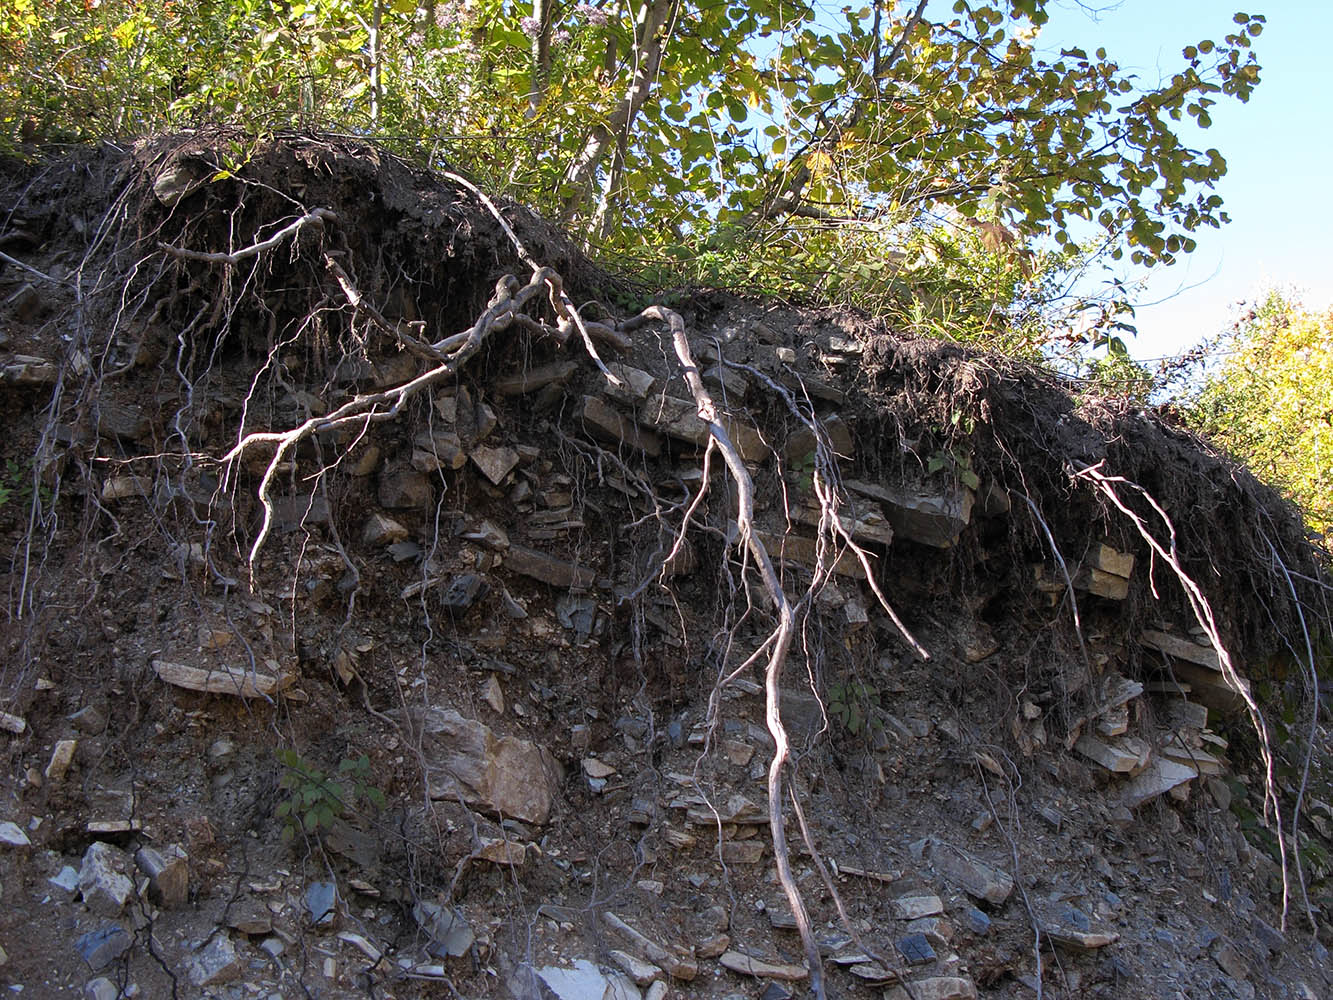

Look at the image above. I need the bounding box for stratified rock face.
[419,708,564,825]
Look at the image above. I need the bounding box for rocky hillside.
[0,131,1330,1000]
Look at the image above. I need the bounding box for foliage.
[275,748,385,842]
[826,679,884,739]
[0,1,1263,351]
[1188,293,1333,541]
[0,457,49,515]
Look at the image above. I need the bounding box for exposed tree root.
[1072,460,1292,927]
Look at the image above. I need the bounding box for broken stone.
[495,360,580,396]
[897,933,936,965]
[1165,660,1251,712]
[135,843,189,908]
[476,837,528,866]
[470,445,520,485]
[419,707,564,825]
[76,924,132,970]
[411,430,468,472]
[884,977,977,1000]
[187,933,242,987]
[362,513,409,546]
[1075,566,1130,600]
[84,976,118,1000]
[962,908,990,936]
[602,912,698,980]
[305,881,338,926]
[1088,543,1134,578]
[718,951,808,981]
[0,711,26,734]
[755,529,868,580]
[1142,629,1221,669]
[378,469,434,509]
[604,363,659,404]
[1160,737,1225,776]
[1075,734,1151,774]
[0,821,30,847]
[536,959,641,1000]
[791,500,894,547]
[101,475,151,501]
[845,479,973,548]
[892,894,945,920]
[79,842,135,916]
[227,899,274,936]
[719,840,765,864]
[415,901,474,958]
[1165,698,1209,730]
[503,544,596,589]
[927,841,1014,905]
[2,354,58,384]
[481,674,505,714]
[95,401,150,442]
[696,933,730,960]
[152,659,282,698]
[783,415,853,462]
[1034,900,1119,950]
[440,573,488,611]
[609,950,662,986]
[703,363,750,400]
[1121,756,1197,808]
[152,160,204,206]
[272,493,331,532]
[638,395,768,462]
[581,395,663,456]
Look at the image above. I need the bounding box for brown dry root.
[1072,461,1293,928]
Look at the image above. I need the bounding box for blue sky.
[1038,0,1333,360]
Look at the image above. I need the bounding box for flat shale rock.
[152,659,283,698]
[845,479,973,548]
[927,840,1014,905]
[419,707,564,825]
[718,951,808,981]
[503,544,597,589]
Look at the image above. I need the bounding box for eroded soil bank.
[0,132,1330,1000]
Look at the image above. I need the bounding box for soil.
[0,130,1330,1000]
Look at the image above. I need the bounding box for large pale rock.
[1121,757,1197,809]
[152,659,282,699]
[783,415,854,461]
[884,977,977,1000]
[536,959,641,1000]
[791,501,893,547]
[845,480,973,548]
[1088,543,1134,578]
[79,842,135,916]
[495,360,580,396]
[1033,900,1119,950]
[1142,629,1221,669]
[412,430,467,472]
[420,708,563,825]
[1075,734,1151,774]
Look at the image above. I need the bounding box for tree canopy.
[1,0,1263,347]
[1189,294,1333,543]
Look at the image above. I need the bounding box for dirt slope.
[0,131,1330,1000]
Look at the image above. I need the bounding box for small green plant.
[0,458,50,511]
[275,749,385,842]
[827,680,884,738]
[788,449,817,492]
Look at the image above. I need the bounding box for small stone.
[51,865,81,893]
[415,901,475,958]
[1035,900,1118,950]
[926,841,1014,905]
[759,983,793,1000]
[723,740,754,766]
[440,573,488,611]
[897,933,936,965]
[0,820,31,847]
[76,924,132,970]
[481,675,505,713]
[305,881,338,926]
[135,843,189,908]
[1251,916,1285,954]
[361,513,409,546]
[79,842,135,916]
[536,959,641,1000]
[227,899,273,935]
[0,711,27,734]
[696,933,730,959]
[470,445,520,485]
[962,908,990,936]
[719,840,765,864]
[378,469,433,509]
[582,757,617,779]
[85,976,119,1000]
[187,934,242,987]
